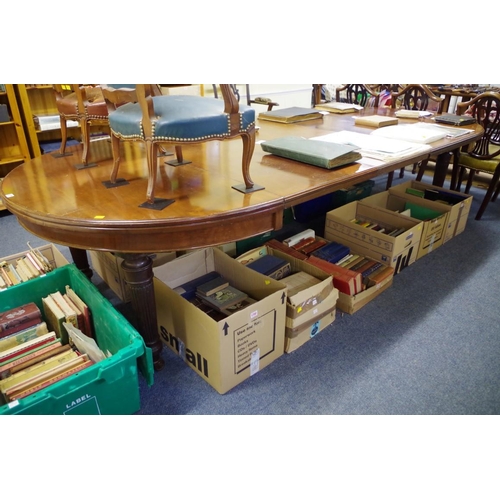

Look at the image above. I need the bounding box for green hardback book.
[261,136,362,169]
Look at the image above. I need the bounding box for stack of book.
[350,217,406,237]
[173,272,252,318]
[245,254,292,280]
[266,233,394,296]
[42,286,94,343]
[0,248,54,289]
[0,285,105,403]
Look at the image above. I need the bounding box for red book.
[307,255,362,296]
[0,303,43,339]
[291,237,316,251]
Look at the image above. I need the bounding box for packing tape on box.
[286,280,334,319]
[285,306,336,339]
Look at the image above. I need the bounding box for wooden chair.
[212,84,279,111]
[386,84,444,189]
[102,84,260,209]
[335,84,380,107]
[390,84,444,114]
[452,91,500,220]
[53,84,109,167]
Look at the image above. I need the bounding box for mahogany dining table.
[1,107,483,369]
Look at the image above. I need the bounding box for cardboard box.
[387,180,473,244]
[0,264,153,415]
[1,244,69,271]
[361,190,448,260]
[89,250,176,302]
[324,201,423,274]
[305,237,394,315]
[335,271,393,314]
[1,244,69,289]
[285,307,336,353]
[153,247,287,394]
[264,246,338,352]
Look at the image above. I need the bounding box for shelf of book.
[15,84,83,158]
[0,85,31,193]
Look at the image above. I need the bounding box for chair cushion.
[458,152,500,174]
[108,95,255,141]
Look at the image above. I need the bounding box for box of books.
[89,250,176,302]
[153,247,287,394]
[387,180,473,244]
[262,246,338,353]
[265,237,394,316]
[0,264,153,415]
[0,244,69,290]
[324,201,423,273]
[360,190,449,260]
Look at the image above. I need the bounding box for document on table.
[370,123,448,143]
[414,121,475,138]
[311,130,431,165]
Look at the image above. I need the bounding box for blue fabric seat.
[102,85,261,208]
[109,95,255,141]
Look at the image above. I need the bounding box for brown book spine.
[366,266,394,287]
[0,341,63,376]
[0,303,42,339]
[7,344,71,376]
[291,237,316,251]
[7,359,93,401]
[300,240,328,256]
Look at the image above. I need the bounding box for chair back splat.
[336,84,380,107]
[101,84,261,209]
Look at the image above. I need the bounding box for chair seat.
[108,95,255,141]
[459,152,499,173]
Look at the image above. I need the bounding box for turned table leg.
[119,253,165,371]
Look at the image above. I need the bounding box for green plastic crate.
[0,264,153,415]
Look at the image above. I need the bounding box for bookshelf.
[0,84,32,210]
[15,84,81,158]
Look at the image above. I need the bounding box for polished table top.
[1,108,483,254]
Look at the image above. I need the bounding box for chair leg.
[416,159,428,182]
[174,145,183,164]
[59,116,68,155]
[399,167,405,179]
[146,141,159,204]
[80,117,91,165]
[241,128,256,189]
[109,133,121,183]
[476,169,500,220]
[492,180,500,202]
[465,169,474,194]
[386,171,394,190]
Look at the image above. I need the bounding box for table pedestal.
[119,253,164,371]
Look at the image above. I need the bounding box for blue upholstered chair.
[101,84,260,209]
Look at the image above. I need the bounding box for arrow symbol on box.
[222,322,229,336]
